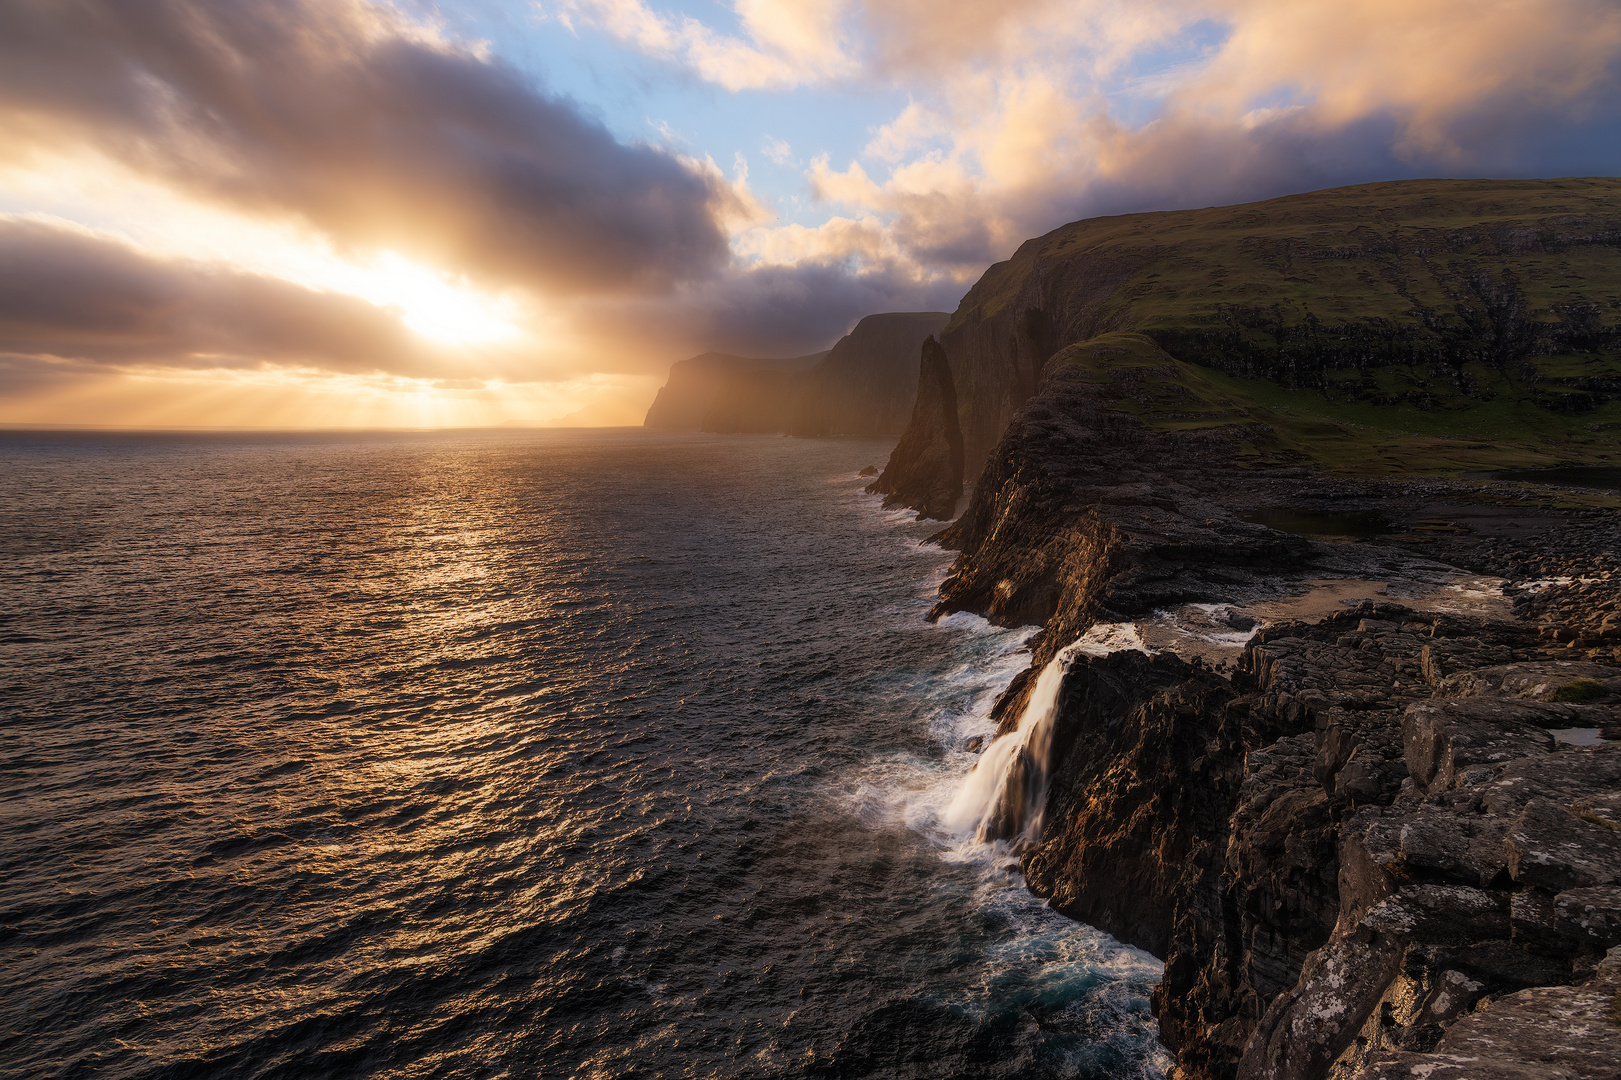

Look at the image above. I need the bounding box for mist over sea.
[1,429,1164,1079]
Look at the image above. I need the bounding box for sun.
[358,252,524,345]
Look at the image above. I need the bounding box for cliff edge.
[642,350,826,432]
[788,311,948,436]
[934,332,1621,1080]
[874,177,1621,518]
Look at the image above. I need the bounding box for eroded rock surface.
[1032,607,1621,1080]
[929,353,1621,1080]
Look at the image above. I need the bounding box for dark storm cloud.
[0,0,732,294]
[0,218,437,372]
[610,260,964,361]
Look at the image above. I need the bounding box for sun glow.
[0,155,531,347]
[0,364,662,430]
[337,252,526,345]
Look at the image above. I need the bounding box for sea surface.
[0,428,1165,1080]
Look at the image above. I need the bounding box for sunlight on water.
[1,428,1166,1079]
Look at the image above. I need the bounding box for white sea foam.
[841,609,1035,843]
[1519,575,1609,592]
[831,499,1168,1077]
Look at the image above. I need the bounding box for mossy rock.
[1553,679,1610,703]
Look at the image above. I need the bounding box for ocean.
[0,428,1165,1079]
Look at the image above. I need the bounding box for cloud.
[0,211,939,403]
[564,0,1619,316]
[862,101,941,162]
[554,0,857,90]
[586,255,959,363]
[0,219,665,427]
[862,0,1178,77]
[743,0,1621,284]
[0,0,734,294]
[0,217,443,374]
[0,356,666,430]
[6,0,1621,430]
[762,136,797,166]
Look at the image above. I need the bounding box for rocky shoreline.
[922,359,1621,1079]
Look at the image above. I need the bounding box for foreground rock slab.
[928,351,1621,1080]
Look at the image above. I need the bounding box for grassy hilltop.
[947,178,1621,475]
[1051,332,1618,480]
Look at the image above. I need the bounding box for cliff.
[874,177,1621,518]
[863,336,965,520]
[787,311,949,436]
[642,311,948,435]
[641,350,826,432]
[932,334,1621,1080]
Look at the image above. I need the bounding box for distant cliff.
[787,312,948,436]
[643,312,948,435]
[873,177,1621,518]
[642,351,827,432]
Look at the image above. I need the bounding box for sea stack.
[865,335,964,521]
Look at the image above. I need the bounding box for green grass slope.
[1052,332,1621,479]
[951,178,1621,465]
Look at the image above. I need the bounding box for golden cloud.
[0,0,737,295]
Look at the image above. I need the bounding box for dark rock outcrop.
[1022,650,1243,959]
[1355,946,1621,1080]
[923,338,1621,1079]
[865,337,965,520]
[1030,602,1621,1080]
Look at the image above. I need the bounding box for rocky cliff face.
[643,312,948,435]
[1018,605,1621,1080]
[642,351,825,431]
[933,346,1621,1080]
[787,311,948,436]
[863,336,965,520]
[874,177,1621,516]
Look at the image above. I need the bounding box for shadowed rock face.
[642,350,826,431]
[926,336,1621,1080]
[865,336,964,520]
[1021,649,1242,959]
[786,312,948,437]
[925,356,1312,638]
[642,312,947,435]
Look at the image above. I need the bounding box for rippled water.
[1,429,1164,1080]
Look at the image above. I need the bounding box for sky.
[2,0,1620,429]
